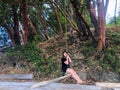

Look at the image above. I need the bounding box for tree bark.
[12,4,20,45]
[22,0,29,45]
[51,1,80,35]
[66,0,74,35]
[86,0,99,36]
[97,0,106,51]
[19,21,25,45]
[27,15,38,35]
[70,0,96,41]
[70,0,86,36]
[114,0,117,25]
[102,0,109,22]
[47,20,59,35]
[40,14,49,40]
[104,0,109,18]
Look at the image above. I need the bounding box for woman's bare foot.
[77,80,87,85]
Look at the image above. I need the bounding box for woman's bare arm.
[64,58,69,65]
[64,55,72,65]
[67,55,72,62]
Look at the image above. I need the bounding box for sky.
[106,0,120,23]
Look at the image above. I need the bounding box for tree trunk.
[19,21,25,45]
[22,0,29,45]
[49,0,63,37]
[51,1,80,34]
[114,0,117,25]
[70,0,86,36]
[40,14,49,40]
[86,0,99,36]
[66,0,74,35]
[103,0,109,19]
[12,5,20,45]
[70,0,96,41]
[47,20,59,35]
[97,0,106,51]
[27,15,38,35]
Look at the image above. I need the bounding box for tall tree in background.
[66,0,74,35]
[40,14,49,40]
[114,0,117,25]
[27,15,37,34]
[49,0,63,37]
[21,0,29,45]
[12,1,20,45]
[70,0,96,41]
[0,1,15,45]
[102,0,109,19]
[0,0,109,49]
[97,0,106,51]
[119,5,120,17]
[70,0,86,36]
[86,0,99,35]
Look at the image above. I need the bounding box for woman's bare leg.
[66,68,83,84]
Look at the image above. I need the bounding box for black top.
[61,57,70,72]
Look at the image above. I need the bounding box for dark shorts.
[62,65,70,72]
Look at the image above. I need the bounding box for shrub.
[6,42,58,77]
[99,47,120,73]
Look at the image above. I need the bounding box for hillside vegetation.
[0,28,120,83]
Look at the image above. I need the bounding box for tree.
[114,0,117,25]
[70,0,96,41]
[102,0,109,19]
[21,0,29,45]
[97,0,106,51]
[86,0,99,35]
[40,14,49,40]
[12,1,20,45]
[49,0,63,37]
[0,0,107,50]
[0,0,21,45]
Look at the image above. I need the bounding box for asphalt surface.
[0,82,102,90]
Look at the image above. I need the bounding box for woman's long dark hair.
[62,50,67,58]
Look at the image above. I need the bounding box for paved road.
[0,81,118,90]
[0,82,103,90]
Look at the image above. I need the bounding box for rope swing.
[65,19,68,51]
[65,0,68,51]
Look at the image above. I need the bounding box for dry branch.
[30,74,71,88]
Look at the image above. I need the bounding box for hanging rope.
[65,20,68,51]
[65,0,68,51]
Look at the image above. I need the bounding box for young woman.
[61,51,84,84]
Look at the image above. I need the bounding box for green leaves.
[107,16,120,26]
[6,42,58,77]
[100,47,120,73]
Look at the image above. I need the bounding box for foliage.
[6,42,58,77]
[48,9,66,33]
[81,41,98,57]
[0,0,120,80]
[99,31,120,73]
[80,31,120,74]
[99,47,120,73]
[111,32,120,43]
[107,16,120,26]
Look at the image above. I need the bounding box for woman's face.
[63,52,67,57]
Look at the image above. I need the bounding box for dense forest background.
[0,0,120,82]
